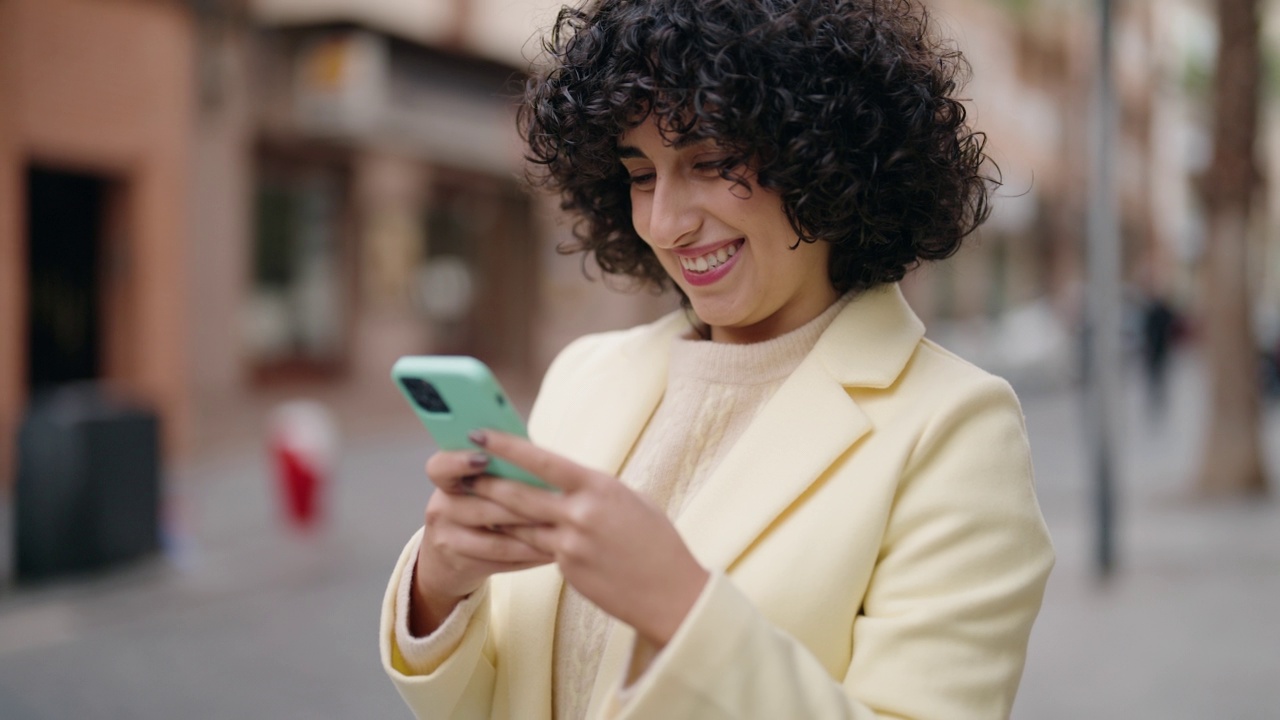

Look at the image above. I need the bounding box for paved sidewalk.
[0,350,1276,719]
[1014,353,1280,719]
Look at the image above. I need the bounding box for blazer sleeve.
[380,529,498,719]
[606,376,1054,719]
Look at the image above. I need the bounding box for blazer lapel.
[502,312,688,718]
[542,311,689,475]
[673,353,870,572]
[675,284,925,572]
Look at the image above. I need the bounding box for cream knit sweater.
[395,294,851,719]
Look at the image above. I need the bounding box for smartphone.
[391,355,550,489]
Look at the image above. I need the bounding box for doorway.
[26,167,108,391]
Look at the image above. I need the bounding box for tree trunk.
[1196,0,1267,496]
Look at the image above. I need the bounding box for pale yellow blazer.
[380,284,1054,719]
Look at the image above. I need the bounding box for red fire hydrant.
[269,401,337,531]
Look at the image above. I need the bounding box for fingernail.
[460,475,478,494]
[468,452,489,469]
[468,430,489,447]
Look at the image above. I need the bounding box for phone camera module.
[401,378,451,414]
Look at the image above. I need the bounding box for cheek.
[629,190,651,240]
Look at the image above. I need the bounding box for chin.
[687,296,746,330]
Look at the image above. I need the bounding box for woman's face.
[619,118,838,344]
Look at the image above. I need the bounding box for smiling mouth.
[678,241,741,274]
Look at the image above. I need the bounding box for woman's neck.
[706,287,842,344]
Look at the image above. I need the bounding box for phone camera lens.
[401,378,451,414]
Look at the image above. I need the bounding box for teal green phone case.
[391,355,550,489]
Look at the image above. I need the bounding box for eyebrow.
[616,135,710,159]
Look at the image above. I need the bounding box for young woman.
[379,1,1054,718]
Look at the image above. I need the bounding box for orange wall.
[0,0,195,489]
[0,1,23,489]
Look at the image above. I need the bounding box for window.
[247,153,350,377]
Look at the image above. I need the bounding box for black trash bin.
[14,383,161,583]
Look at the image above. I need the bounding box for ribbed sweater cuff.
[393,536,489,675]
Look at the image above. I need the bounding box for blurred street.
[0,349,1276,719]
[1,0,1277,717]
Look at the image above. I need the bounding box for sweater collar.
[666,292,853,387]
[629,282,924,391]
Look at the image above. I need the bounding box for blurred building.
[0,0,196,489]
[0,0,673,488]
[2,0,1277,487]
[187,0,672,449]
[911,0,1280,382]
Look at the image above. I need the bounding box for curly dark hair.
[519,0,997,295]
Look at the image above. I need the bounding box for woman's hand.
[467,430,710,649]
[412,449,555,636]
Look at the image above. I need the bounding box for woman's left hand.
[467,429,709,649]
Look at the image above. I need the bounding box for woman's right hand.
[410,449,554,636]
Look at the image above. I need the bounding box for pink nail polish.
[468,430,489,447]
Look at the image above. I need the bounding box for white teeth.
[680,242,741,274]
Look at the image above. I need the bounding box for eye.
[626,172,656,190]
[692,154,732,177]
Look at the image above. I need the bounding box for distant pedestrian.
[1142,295,1177,414]
[380,2,1053,718]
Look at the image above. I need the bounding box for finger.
[501,523,559,556]
[425,450,493,494]
[425,491,536,535]
[447,493,547,530]
[449,525,555,565]
[470,474,566,524]
[468,430,590,493]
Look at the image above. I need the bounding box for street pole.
[1085,0,1122,578]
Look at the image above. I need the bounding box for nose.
[643,175,701,249]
